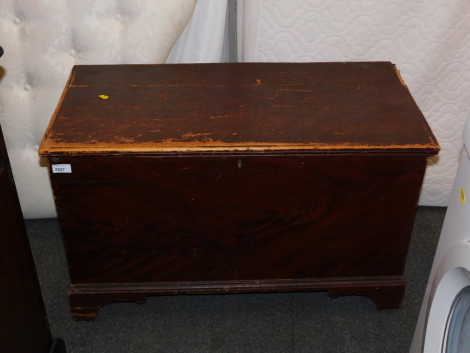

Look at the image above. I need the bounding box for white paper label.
[52,164,72,173]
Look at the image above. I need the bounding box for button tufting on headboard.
[0,0,228,218]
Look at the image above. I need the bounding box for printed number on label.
[52,164,72,173]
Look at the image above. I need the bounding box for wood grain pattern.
[51,154,425,285]
[41,62,439,320]
[39,62,439,155]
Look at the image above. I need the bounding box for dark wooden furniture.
[1,124,66,352]
[39,62,439,321]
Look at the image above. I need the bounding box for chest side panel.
[49,154,427,285]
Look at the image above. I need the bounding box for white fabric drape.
[237,0,262,62]
[237,0,470,207]
[167,0,229,63]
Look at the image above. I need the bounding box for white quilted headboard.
[238,0,470,207]
[0,0,229,218]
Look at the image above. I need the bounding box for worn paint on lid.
[39,62,440,156]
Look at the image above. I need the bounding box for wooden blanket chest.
[39,62,439,320]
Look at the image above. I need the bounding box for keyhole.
[237,157,242,169]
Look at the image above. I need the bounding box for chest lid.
[39,62,439,156]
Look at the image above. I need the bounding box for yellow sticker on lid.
[98,95,109,100]
[461,188,465,204]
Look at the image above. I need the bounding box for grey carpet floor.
[25,206,446,353]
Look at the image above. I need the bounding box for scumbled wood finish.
[40,62,438,155]
[39,62,439,320]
